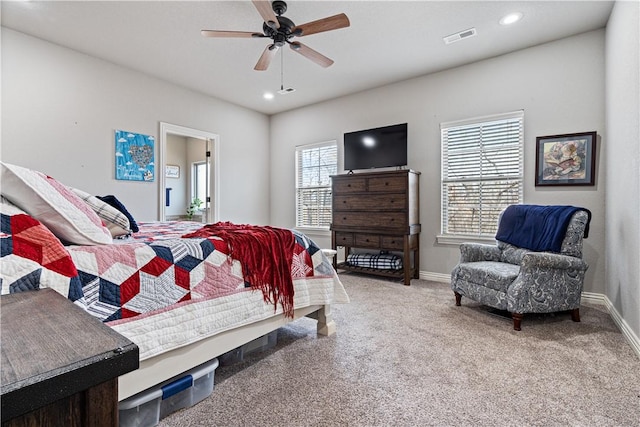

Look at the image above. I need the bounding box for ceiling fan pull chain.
[280,48,284,91]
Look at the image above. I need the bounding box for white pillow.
[0,162,112,245]
[70,187,132,238]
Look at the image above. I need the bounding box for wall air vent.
[443,27,477,45]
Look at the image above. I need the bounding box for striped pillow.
[70,188,132,238]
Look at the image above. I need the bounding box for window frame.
[192,161,207,209]
[439,111,524,244]
[295,140,338,232]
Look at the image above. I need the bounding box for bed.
[0,161,349,401]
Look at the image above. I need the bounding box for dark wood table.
[1,289,139,426]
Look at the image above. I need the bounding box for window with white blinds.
[441,111,524,237]
[295,141,337,229]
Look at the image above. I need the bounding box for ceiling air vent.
[443,28,477,45]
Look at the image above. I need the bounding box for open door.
[204,138,211,223]
[159,122,220,223]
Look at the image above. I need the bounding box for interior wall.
[605,1,640,338]
[1,28,271,224]
[270,29,607,296]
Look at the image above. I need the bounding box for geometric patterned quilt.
[1,208,348,361]
[0,198,84,304]
[66,221,337,323]
[102,222,348,360]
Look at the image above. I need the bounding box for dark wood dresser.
[330,169,420,285]
[1,289,139,427]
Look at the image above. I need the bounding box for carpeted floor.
[159,273,640,426]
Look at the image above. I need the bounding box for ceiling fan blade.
[293,13,350,37]
[255,44,279,71]
[201,30,263,38]
[252,0,280,29]
[289,42,334,68]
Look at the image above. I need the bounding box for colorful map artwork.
[115,130,155,182]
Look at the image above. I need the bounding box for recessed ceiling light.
[263,92,274,100]
[500,12,523,26]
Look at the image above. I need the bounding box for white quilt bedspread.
[110,275,348,361]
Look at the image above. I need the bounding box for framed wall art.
[535,131,597,186]
[165,165,180,178]
[115,130,155,182]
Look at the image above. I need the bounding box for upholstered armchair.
[450,205,591,330]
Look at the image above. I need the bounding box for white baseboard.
[420,271,450,283]
[421,271,640,359]
[580,291,606,304]
[582,291,640,359]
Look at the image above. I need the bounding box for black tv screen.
[343,123,408,171]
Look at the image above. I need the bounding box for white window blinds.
[295,141,337,229]
[441,111,524,237]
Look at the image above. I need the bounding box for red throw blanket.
[183,222,296,317]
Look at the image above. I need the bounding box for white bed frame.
[118,304,335,401]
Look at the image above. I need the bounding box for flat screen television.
[343,123,407,171]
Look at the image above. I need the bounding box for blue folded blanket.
[496,205,590,253]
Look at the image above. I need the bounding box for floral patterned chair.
[450,205,591,330]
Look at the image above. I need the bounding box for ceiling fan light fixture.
[203,1,349,71]
[500,12,523,25]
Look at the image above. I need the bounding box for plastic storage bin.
[219,330,278,366]
[119,357,219,427]
[119,388,162,427]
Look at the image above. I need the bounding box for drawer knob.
[347,184,351,187]
[366,239,370,242]
[385,182,389,186]
[343,217,347,220]
[343,200,347,204]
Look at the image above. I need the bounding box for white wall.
[605,1,640,338]
[1,28,271,224]
[270,30,607,295]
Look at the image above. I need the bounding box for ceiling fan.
[201,0,350,71]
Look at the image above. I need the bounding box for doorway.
[159,122,220,222]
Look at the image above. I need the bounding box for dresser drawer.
[368,176,407,192]
[334,232,354,246]
[332,178,367,193]
[354,234,380,248]
[334,194,407,211]
[332,212,408,229]
[381,236,405,250]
